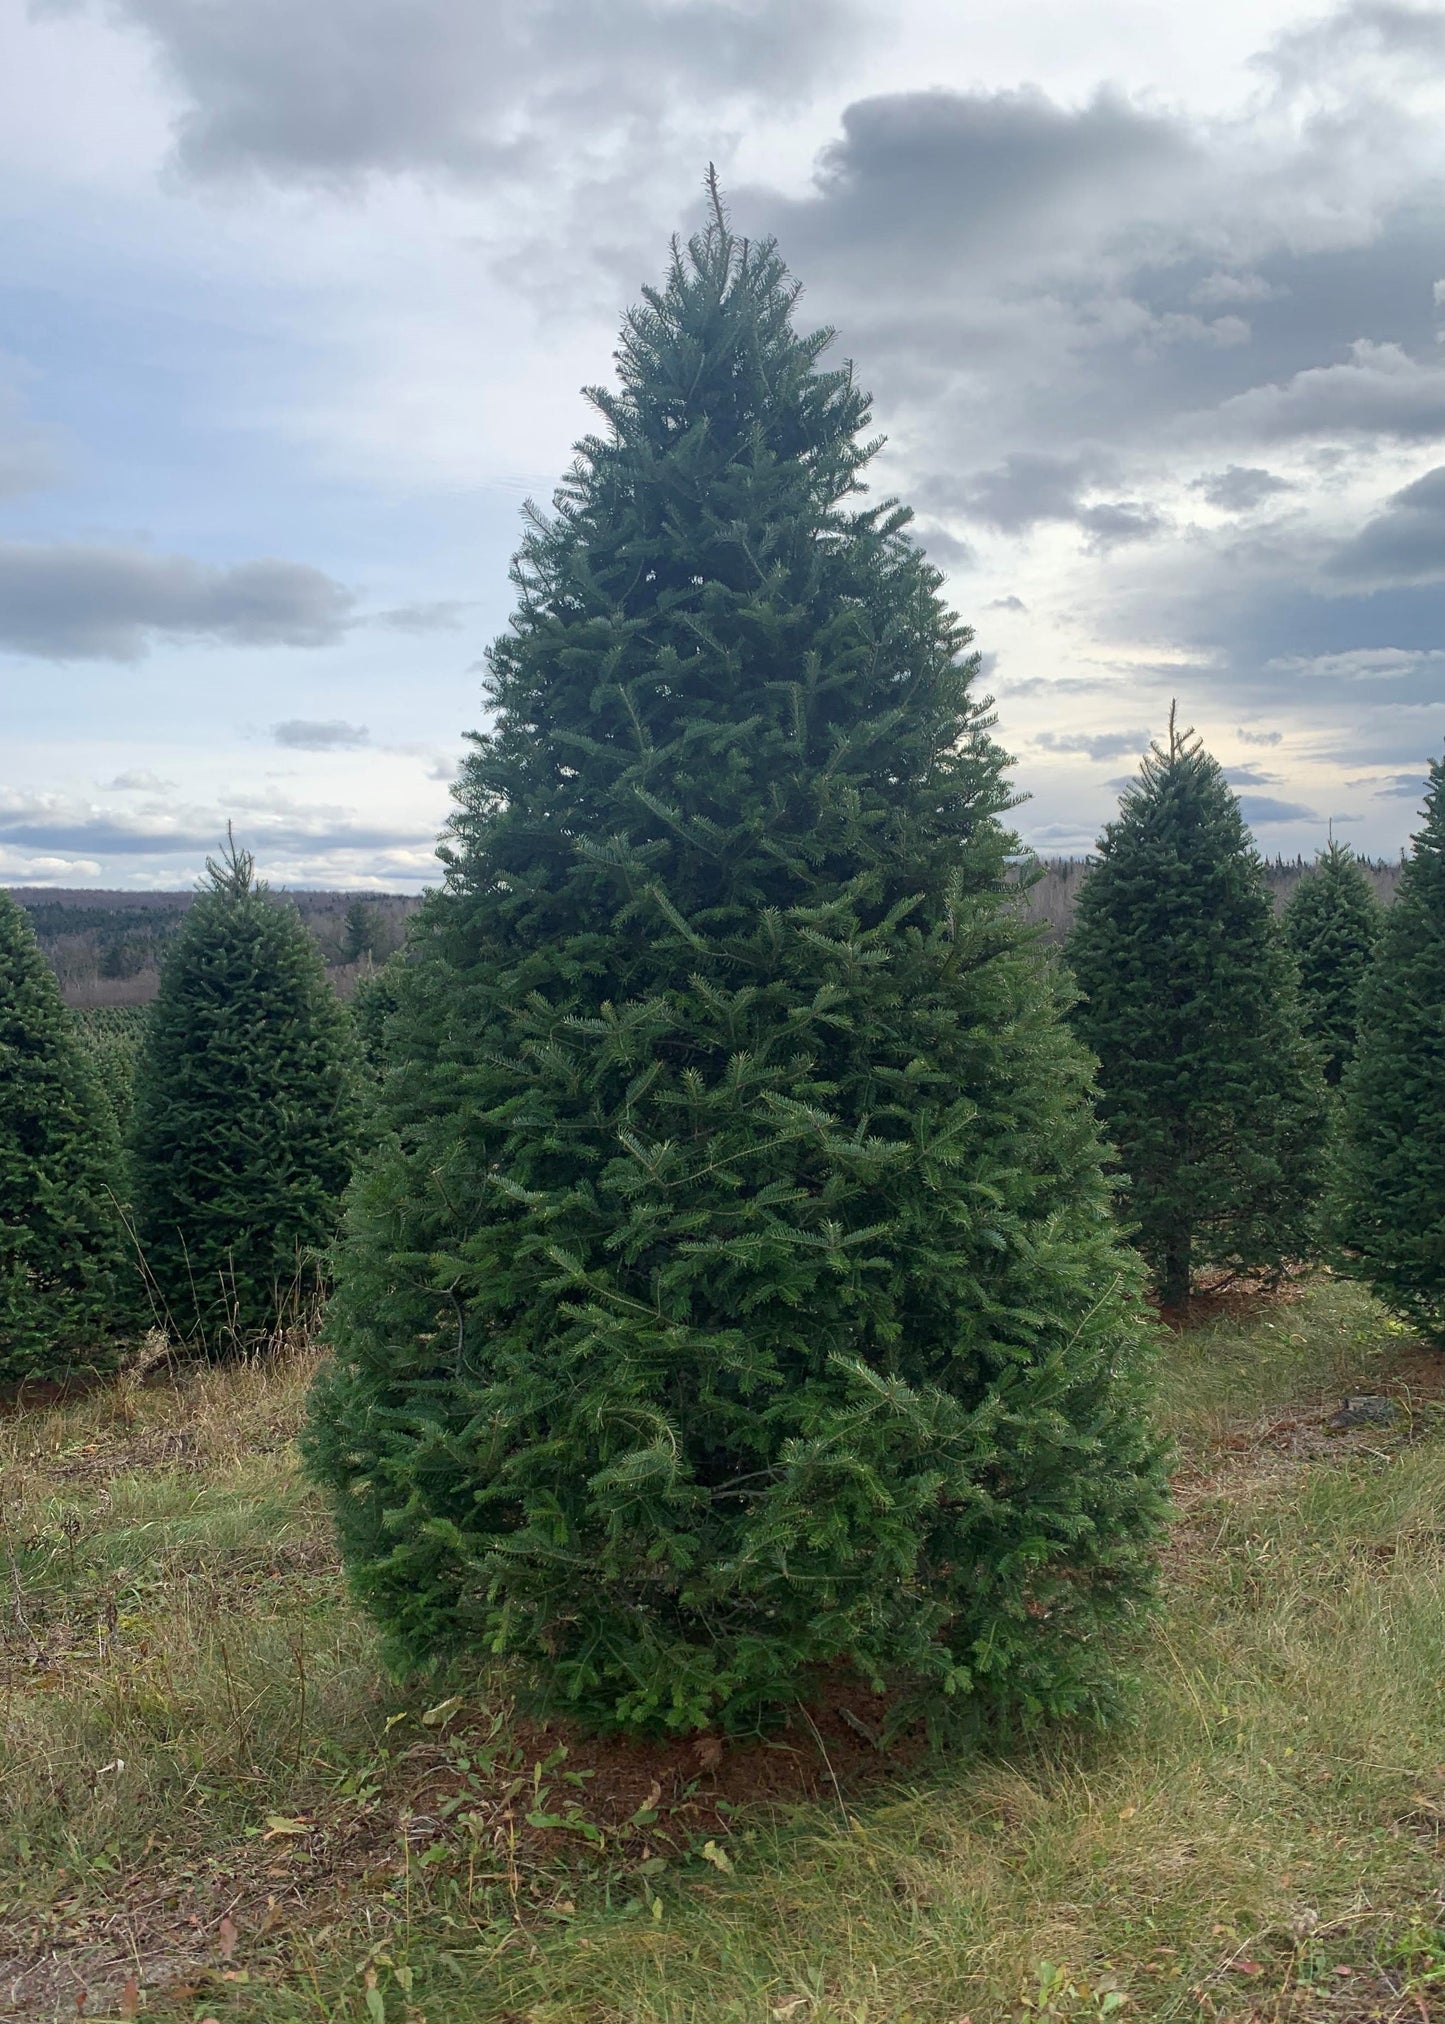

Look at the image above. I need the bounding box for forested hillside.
[1022,853,1402,941]
[5,887,421,1006]
[10,860,1400,1006]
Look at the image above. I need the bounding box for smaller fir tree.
[130,834,358,1352]
[1069,712,1328,1307]
[74,1006,147,1139]
[349,956,404,1080]
[0,892,137,1382]
[1284,839,1383,1085]
[1333,756,1445,1341]
[341,899,384,964]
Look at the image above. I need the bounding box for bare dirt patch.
[0,1678,919,2019]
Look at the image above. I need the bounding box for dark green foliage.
[349,958,404,1080]
[0,892,137,1383]
[1333,757,1445,1341]
[341,900,385,964]
[1284,840,1383,1085]
[1069,719,1328,1308]
[130,837,358,1353]
[306,199,1169,1739]
[74,1006,148,1139]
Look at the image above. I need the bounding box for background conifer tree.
[350,957,404,1081]
[130,834,357,1352]
[1284,839,1383,1086]
[0,890,136,1382]
[1333,757,1445,1340]
[75,1007,147,1139]
[306,189,1168,1739]
[1069,714,1328,1308]
[341,899,386,964]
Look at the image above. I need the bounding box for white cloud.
[0,846,103,880]
[108,768,178,791]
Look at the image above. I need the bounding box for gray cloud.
[1236,726,1285,746]
[1035,727,1152,761]
[369,599,473,632]
[1333,464,1445,589]
[960,452,1113,532]
[18,0,1445,875]
[1076,501,1166,549]
[0,543,355,660]
[915,526,976,571]
[1224,762,1283,786]
[1192,466,1294,512]
[767,85,1189,279]
[1002,676,1118,699]
[712,13,1445,790]
[956,451,1164,547]
[1238,794,1318,824]
[1214,344,1445,444]
[1259,0,1445,90]
[46,0,853,187]
[1358,768,1433,798]
[273,719,371,750]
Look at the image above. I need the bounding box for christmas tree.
[0,890,137,1382]
[349,958,404,1080]
[130,833,357,1352]
[74,1007,147,1140]
[1069,713,1328,1307]
[306,186,1169,1737]
[1283,839,1382,1086]
[1333,757,1445,1340]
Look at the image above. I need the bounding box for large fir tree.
[1284,839,1383,1086]
[1333,757,1445,1341]
[1069,715,1328,1308]
[306,192,1169,1738]
[0,891,137,1382]
[130,835,357,1352]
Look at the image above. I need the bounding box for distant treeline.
[5,887,423,1007]
[1021,854,1403,943]
[7,860,1403,1000]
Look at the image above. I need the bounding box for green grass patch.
[3,1279,1445,2022]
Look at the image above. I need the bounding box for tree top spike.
[203,820,259,899]
[705,162,728,236]
[1164,699,1197,762]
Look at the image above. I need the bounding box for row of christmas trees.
[2,733,1427,1384]
[1069,711,1424,1328]
[0,836,370,1379]
[3,198,1442,1739]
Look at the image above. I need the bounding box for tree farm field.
[2,1278,1444,2024]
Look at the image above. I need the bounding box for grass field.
[3,1278,1444,2023]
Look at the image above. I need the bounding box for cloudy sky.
[3,0,1445,887]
